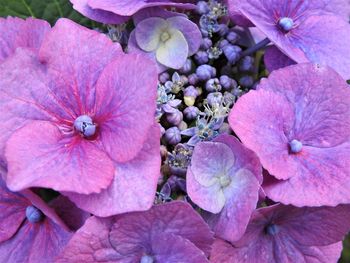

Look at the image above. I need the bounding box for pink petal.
[0,177,28,242]
[229,89,297,180]
[65,124,161,216]
[264,45,296,72]
[94,53,158,163]
[56,217,117,263]
[5,121,115,194]
[0,17,50,63]
[70,0,129,24]
[39,18,122,115]
[187,168,226,214]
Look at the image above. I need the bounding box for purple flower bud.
[184,106,200,120]
[195,50,209,65]
[239,56,254,72]
[159,72,170,84]
[226,31,239,44]
[164,127,181,145]
[188,73,199,85]
[220,75,233,90]
[223,91,235,105]
[223,44,242,64]
[205,78,221,92]
[207,92,223,106]
[26,206,43,223]
[201,29,209,37]
[196,64,216,81]
[200,38,212,50]
[179,59,193,74]
[184,86,199,98]
[74,115,96,137]
[218,39,229,49]
[239,75,254,88]
[166,110,183,126]
[217,24,229,36]
[196,1,210,14]
[159,123,166,136]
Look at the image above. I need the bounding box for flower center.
[265,223,280,235]
[160,31,171,42]
[26,205,44,223]
[74,115,96,137]
[219,174,231,188]
[289,139,303,153]
[140,255,154,263]
[278,17,294,32]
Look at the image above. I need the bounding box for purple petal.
[135,17,167,52]
[65,125,161,216]
[70,0,129,24]
[87,0,196,16]
[167,16,201,56]
[264,45,296,72]
[156,29,189,69]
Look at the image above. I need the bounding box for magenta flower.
[56,201,214,263]
[231,0,350,79]
[229,63,350,207]
[0,19,158,201]
[187,135,262,242]
[210,204,350,263]
[0,174,75,263]
[128,16,201,71]
[264,45,296,73]
[70,0,196,24]
[0,17,50,63]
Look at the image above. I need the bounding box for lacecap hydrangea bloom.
[0,18,160,215]
[187,134,262,242]
[210,204,350,263]
[128,15,202,71]
[229,0,350,78]
[229,63,350,207]
[56,202,214,263]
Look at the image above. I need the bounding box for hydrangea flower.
[0,17,50,63]
[128,16,201,70]
[229,63,350,207]
[70,0,196,24]
[231,0,350,79]
[210,204,350,263]
[0,19,158,203]
[56,202,214,262]
[187,135,262,242]
[0,173,81,263]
